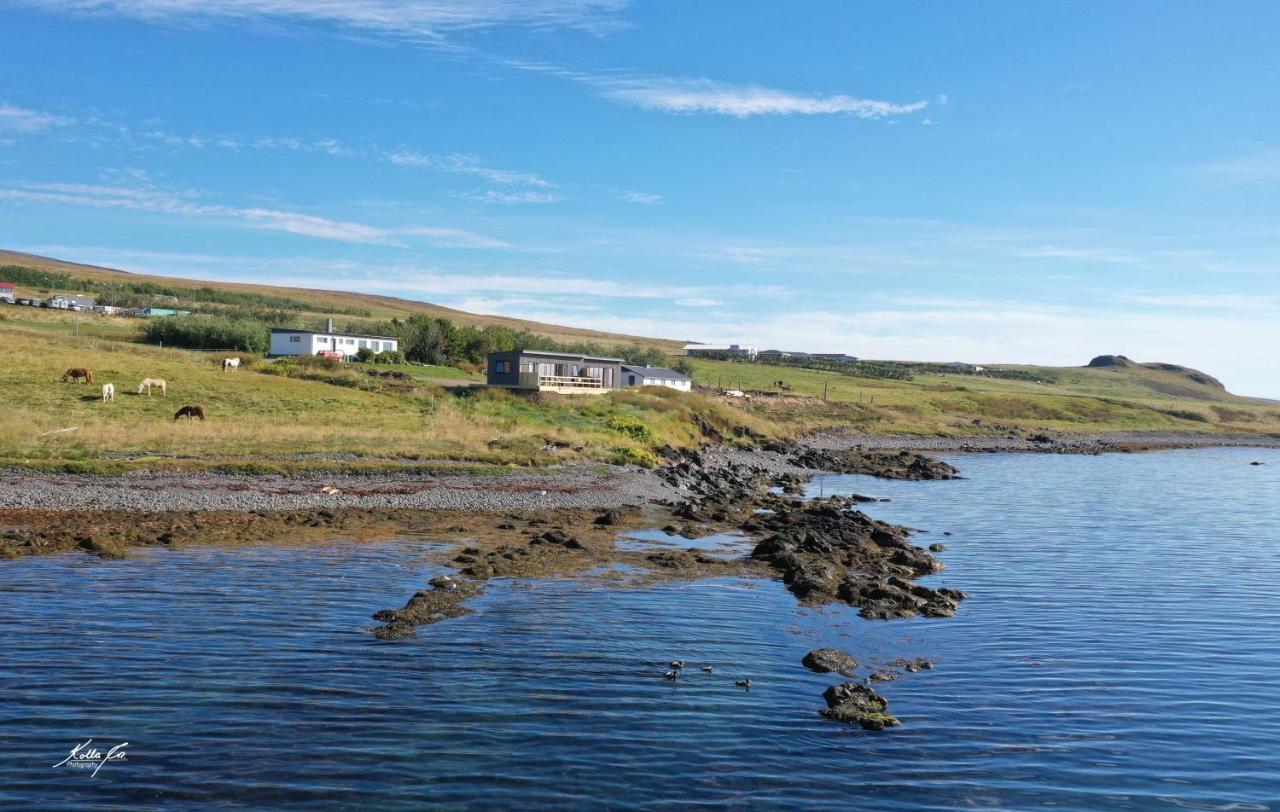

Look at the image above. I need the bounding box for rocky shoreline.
[3,428,1273,730]
[1,429,1273,515]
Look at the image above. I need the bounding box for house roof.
[494,349,624,363]
[621,365,690,381]
[0,282,14,288]
[270,327,398,341]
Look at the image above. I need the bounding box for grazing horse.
[62,368,93,384]
[173,405,205,421]
[138,378,167,397]
[101,383,115,403]
[222,357,241,371]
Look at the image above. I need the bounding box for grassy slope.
[687,358,1280,436]
[2,257,1277,472]
[0,308,774,472]
[0,249,682,351]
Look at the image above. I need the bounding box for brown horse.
[173,405,205,421]
[62,368,93,384]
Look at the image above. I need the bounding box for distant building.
[46,294,95,310]
[810,353,859,363]
[620,364,692,392]
[0,282,14,303]
[131,307,192,317]
[269,319,399,359]
[487,350,622,394]
[683,342,758,359]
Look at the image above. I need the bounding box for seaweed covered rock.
[372,580,485,640]
[750,500,965,618]
[790,448,961,481]
[820,682,900,730]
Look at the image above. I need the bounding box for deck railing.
[537,374,603,389]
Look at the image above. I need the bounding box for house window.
[289,335,301,343]
[317,336,329,344]
[628,375,636,385]
[494,360,511,374]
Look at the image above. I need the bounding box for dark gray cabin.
[487,350,623,393]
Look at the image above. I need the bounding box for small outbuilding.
[0,282,14,303]
[620,364,692,392]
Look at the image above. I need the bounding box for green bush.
[610,445,660,468]
[141,314,269,353]
[605,415,654,443]
[373,350,404,364]
[355,347,375,362]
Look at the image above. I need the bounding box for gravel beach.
[1,430,1275,514]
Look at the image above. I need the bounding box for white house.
[269,319,398,359]
[620,364,692,392]
[0,282,14,303]
[682,342,758,359]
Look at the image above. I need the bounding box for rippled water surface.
[2,448,1278,810]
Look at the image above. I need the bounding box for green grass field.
[686,356,1280,436]
[0,307,778,472]
[2,277,1277,474]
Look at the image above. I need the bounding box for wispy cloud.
[461,189,565,205]
[1015,245,1143,264]
[387,151,554,187]
[618,190,663,205]
[13,0,629,39]
[1197,149,1280,184]
[0,177,506,247]
[597,77,927,119]
[0,102,73,132]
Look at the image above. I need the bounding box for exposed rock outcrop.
[820,682,900,730]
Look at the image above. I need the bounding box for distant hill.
[1084,354,1229,400]
[0,249,681,351]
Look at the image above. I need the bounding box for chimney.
[326,317,334,333]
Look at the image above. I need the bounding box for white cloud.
[13,0,629,39]
[1198,149,1280,184]
[0,102,73,132]
[599,77,927,119]
[618,190,663,205]
[0,178,506,247]
[388,151,553,187]
[1016,245,1143,264]
[461,189,565,205]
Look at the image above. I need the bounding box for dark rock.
[928,543,947,552]
[802,647,859,676]
[593,509,623,526]
[820,682,900,730]
[790,448,961,481]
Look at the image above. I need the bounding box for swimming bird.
[664,670,679,681]
[670,660,685,670]
[735,678,752,689]
[701,665,713,673]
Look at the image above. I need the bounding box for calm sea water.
[1,447,1278,810]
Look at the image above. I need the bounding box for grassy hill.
[1,251,1276,473]
[0,249,681,351]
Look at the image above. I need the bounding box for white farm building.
[269,320,398,359]
[620,364,692,392]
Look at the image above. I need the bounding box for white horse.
[138,378,167,397]
[222,357,241,371]
[101,383,115,403]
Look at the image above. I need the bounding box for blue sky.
[2,2,1279,396]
